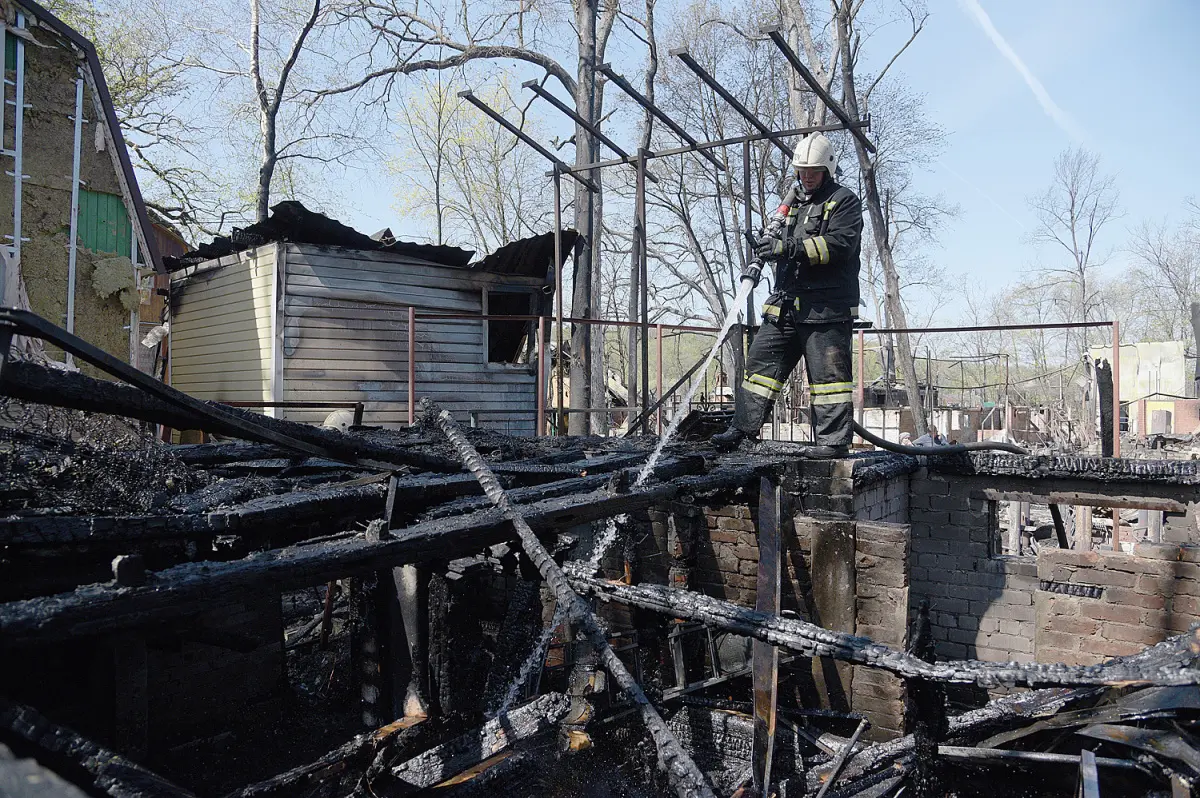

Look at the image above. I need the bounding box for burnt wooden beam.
[387,693,570,793]
[570,577,1200,689]
[751,476,782,798]
[427,400,717,798]
[982,488,1188,514]
[932,451,1200,487]
[0,481,389,546]
[0,360,461,473]
[0,699,197,798]
[0,463,771,646]
[222,716,432,798]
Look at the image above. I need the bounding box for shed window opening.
[485,290,536,365]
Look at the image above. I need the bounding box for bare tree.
[1029,147,1121,339]
[249,0,321,221]
[1127,215,1199,344]
[835,0,934,435]
[391,77,553,251]
[325,0,619,433]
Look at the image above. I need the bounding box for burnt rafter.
[571,577,1200,689]
[0,459,773,646]
[427,399,718,798]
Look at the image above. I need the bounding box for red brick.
[1047,616,1099,635]
[1080,602,1140,625]
[1037,630,1079,651]
[708,531,739,544]
[1079,637,1143,658]
[1041,596,1081,617]
[1102,622,1167,647]
[1040,549,1102,569]
[1038,646,1086,666]
[1105,588,1167,610]
[1171,594,1200,618]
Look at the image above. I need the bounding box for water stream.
[572,277,756,575]
[490,601,570,719]
[494,280,755,713]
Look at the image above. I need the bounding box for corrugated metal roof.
[473,229,579,278]
[164,202,475,271]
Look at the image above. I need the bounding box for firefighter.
[712,133,863,456]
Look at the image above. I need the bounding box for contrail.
[957,0,1086,142]
[933,158,1026,232]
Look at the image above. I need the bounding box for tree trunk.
[835,5,927,436]
[251,0,273,223]
[568,0,599,436]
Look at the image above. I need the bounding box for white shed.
[168,216,570,436]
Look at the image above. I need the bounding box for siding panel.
[170,246,276,403]
[282,244,538,433]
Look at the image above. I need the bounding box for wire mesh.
[0,397,208,516]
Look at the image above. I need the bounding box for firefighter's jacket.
[767,178,863,324]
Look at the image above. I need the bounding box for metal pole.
[1112,320,1121,458]
[760,28,876,155]
[743,140,754,338]
[595,63,725,172]
[8,13,25,273]
[65,75,84,366]
[554,170,564,434]
[537,315,546,436]
[857,329,865,443]
[129,223,138,366]
[656,324,663,434]
[672,48,792,157]
[638,149,650,434]
[407,306,416,426]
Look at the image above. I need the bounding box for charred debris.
[1,312,1200,798]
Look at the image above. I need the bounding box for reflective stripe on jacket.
[772,178,863,323]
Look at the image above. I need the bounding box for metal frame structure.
[856,320,1123,458]
[459,41,872,435]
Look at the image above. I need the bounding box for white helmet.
[792,133,837,178]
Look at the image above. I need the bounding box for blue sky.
[333,0,1200,323]
[893,0,1199,318]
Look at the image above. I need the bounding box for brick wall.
[908,469,1038,662]
[853,521,910,738]
[854,476,910,523]
[1036,543,1200,664]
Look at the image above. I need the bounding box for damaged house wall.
[170,241,557,434]
[0,0,159,372]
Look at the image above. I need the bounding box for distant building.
[1090,341,1198,435]
[0,0,161,370]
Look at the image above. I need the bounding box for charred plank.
[0,699,197,798]
[0,464,769,645]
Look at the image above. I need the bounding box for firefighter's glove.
[740,260,763,288]
[753,233,787,261]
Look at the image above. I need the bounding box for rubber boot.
[711,426,749,451]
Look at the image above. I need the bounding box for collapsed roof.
[163,201,579,278]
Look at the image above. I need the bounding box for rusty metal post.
[537,315,546,436]
[407,306,416,426]
[638,149,650,434]
[752,476,781,796]
[1112,320,1121,458]
[743,139,755,343]
[656,324,664,434]
[856,329,865,444]
[554,169,564,434]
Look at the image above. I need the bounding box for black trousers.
[733,318,854,445]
